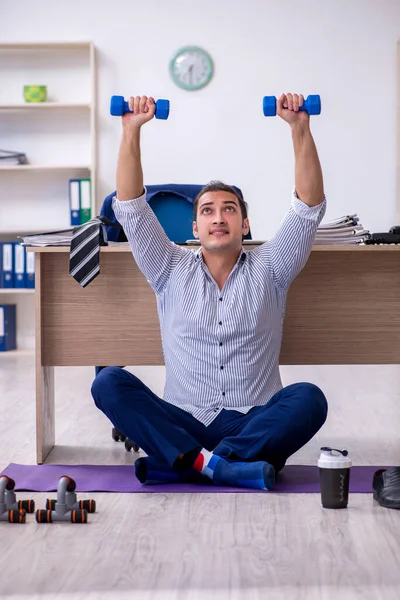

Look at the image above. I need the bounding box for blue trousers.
[91,367,327,472]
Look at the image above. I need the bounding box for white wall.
[2,0,400,238]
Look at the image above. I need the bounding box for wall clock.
[169,46,213,91]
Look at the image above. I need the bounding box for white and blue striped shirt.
[112,189,326,426]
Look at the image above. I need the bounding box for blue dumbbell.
[110,95,170,120]
[263,94,321,117]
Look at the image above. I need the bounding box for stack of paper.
[0,149,28,166]
[18,229,74,247]
[314,214,370,245]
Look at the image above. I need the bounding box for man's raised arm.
[281,93,324,208]
[113,95,187,294]
[255,92,326,290]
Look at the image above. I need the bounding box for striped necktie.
[69,218,103,287]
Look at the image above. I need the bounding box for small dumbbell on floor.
[0,476,26,523]
[45,479,96,514]
[36,476,93,523]
[263,94,321,117]
[1,475,35,514]
[110,95,170,120]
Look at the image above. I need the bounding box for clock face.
[169,46,213,91]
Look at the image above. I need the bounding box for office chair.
[96,183,251,452]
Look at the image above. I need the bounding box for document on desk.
[314,237,368,245]
[315,213,370,244]
[318,214,359,229]
[18,230,74,247]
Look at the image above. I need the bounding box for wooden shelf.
[0,164,91,172]
[0,288,34,294]
[0,42,93,50]
[0,103,91,110]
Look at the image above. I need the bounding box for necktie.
[69,218,103,287]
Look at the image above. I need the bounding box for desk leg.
[34,252,55,464]
[36,365,55,464]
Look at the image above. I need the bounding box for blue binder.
[0,242,14,288]
[69,179,81,226]
[14,242,25,288]
[0,304,16,351]
[25,248,35,288]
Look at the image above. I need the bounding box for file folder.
[69,179,81,226]
[0,242,14,288]
[79,178,92,224]
[14,242,25,288]
[25,249,35,288]
[0,304,16,351]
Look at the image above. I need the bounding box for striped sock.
[192,449,220,479]
[192,449,275,491]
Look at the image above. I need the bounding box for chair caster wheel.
[112,427,126,442]
[125,439,140,453]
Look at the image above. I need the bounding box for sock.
[193,448,275,491]
[134,456,210,486]
[192,449,220,479]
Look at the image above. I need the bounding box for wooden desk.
[29,244,400,463]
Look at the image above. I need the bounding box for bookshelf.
[0,103,91,110]
[0,164,91,172]
[0,288,34,294]
[0,41,97,348]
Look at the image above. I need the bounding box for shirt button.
[214,408,218,412]
[219,321,222,325]
[222,392,225,396]
[220,365,224,370]
[219,342,223,347]
[219,297,223,301]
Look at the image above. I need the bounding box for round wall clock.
[169,46,213,91]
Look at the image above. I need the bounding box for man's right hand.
[122,95,156,130]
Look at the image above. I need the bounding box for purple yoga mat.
[0,463,384,493]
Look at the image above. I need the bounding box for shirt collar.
[195,247,247,265]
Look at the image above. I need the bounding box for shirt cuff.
[112,186,148,214]
[291,189,327,222]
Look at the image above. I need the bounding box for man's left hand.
[277,93,309,127]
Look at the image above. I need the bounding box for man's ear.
[192,220,199,239]
[242,218,250,237]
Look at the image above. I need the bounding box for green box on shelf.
[23,85,47,103]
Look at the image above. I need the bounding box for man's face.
[192,191,250,252]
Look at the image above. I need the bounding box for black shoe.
[372,467,400,509]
